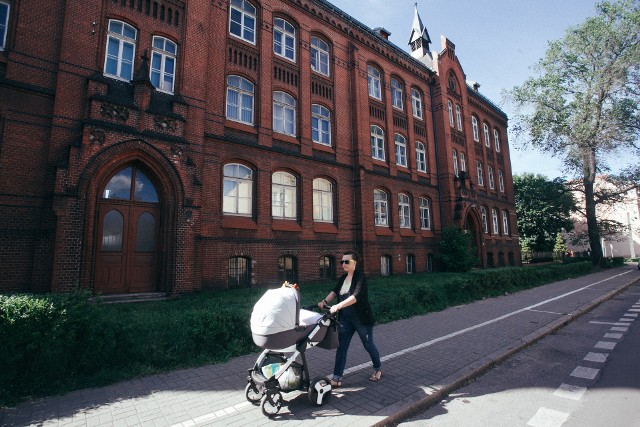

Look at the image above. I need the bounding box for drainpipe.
[429,76,445,233]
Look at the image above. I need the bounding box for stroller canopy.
[250,285,300,336]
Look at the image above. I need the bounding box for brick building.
[0,0,520,295]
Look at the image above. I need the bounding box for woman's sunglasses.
[340,260,352,265]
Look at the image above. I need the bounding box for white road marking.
[595,341,617,350]
[554,383,587,401]
[610,326,628,332]
[628,309,640,312]
[623,312,638,317]
[618,317,634,322]
[583,352,608,363]
[571,366,600,380]
[589,321,630,326]
[603,332,623,339]
[528,309,564,315]
[527,407,570,427]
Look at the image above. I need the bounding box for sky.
[326,0,604,179]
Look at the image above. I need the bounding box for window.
[488,165,495,189]
[420,197,431,230]
[311,104,331,146]
[0,1,9,50]
[498,170,505,193]
[427,254,433,272]
[398,193,411,228]
[226,75,254,125]
[319,256,335,279]
[273,18,295,61]
[273,91,296,136]
[367,65,381,99]
[453,150,459,177]
[411,89,423,119]
[395,134,407,167]
[374,189,389,226]
[406,255,415,274]
[492,208,499,234]
[502,211,510,235]
[370,125,385,161]
[448,101,454,127]
[494,129,501,152]
[103,166,159,203]
[272,171,297,219]
[223,163,253,215]
[229,0,256,44]
[416,142,427,172]
[472,116,479,142]
[228,257,251,287]
[278,256,297,283]
[104,20,137,81]
[483,123,491,147]
[455,105,462,130]
[310,36,329,76]
[150,36,177,93]
[313,178,333,222]
[381,255,391,276]
[476,161,484,186]
[481,206,488,234]
[459,152,466,172]
[391,78,403,110]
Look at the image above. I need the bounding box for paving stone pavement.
[2,266,639,427]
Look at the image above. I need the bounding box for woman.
[318,251,382,387]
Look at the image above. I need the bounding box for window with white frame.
[229,0,256,44]
[491,208,499,234]
[273,18,295,61]
[488,165,495,189]
[395,134,407,167]
[381,255,391,275]
[311,104,331,146]
[481,206,488,233]
[420,197,431,230]
[483,123,491,147]
[472,116,479,142]
[370,125,385,161]
[476,161,484,186]
[416,142,426,172]
[273,91,296,136]
[272,171,297,219]
[226,75,254,125]
[411,88,423,119]
[502,210,509,235]
[367,65,381,99]
[391,78,403,110]
[0,1,9,50]
[455,105,462,130]
[498,170,505,192]
[223,163,253,215]
[448,100,454,127]
[453,150,459,177]
[398,193,411,228]
[104,20,137,81]
[313,178,333,222]
[406,254,415,273]
[459,152,466,172]
[310,36,329,76]
[494,129,501,152]
[374,189,389,226]
[150,36,177,93]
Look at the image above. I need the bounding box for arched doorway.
[465,211,481,267]
[94,164,162,294]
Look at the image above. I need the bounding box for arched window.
[310,36,330,76]
[483,123,491,147]
[459,152,466,172]
[420,197,431,230]
[273,91,296,136]
[391,78,403,110]
[229,256,251,287]
[481,206,488,234]
[103,166,159,203]
[448,100,454,127]
[272,171,297,219]
[488,165,495,189]
[229,0,256,44]
[374,189,389,226]
[278,255,297,283]
[311,104,331,146]
[226,75,254,125]
[455,105,462,130]
[502,210,510,235]
[416,141,426,172]
[0,1,9,50]
[498,170,505,193]
[102,210,124,251]
[313,178,333,222]
[491,208,499,234]
[406,254,415,273]
[411,88,423,119]
[394,134,407,167]
[370,125,385,161]
[223,163,253,215]
[367,65,381,99]
[273,17,295,61]
[472,116,479,141]
[150,36,177,93]
[476,161,484,186]
[319,256,335,279]
[453,150,459,177]
[398,193,411,228]
[494,129,501,152]
[104,20,137,81]
[381,255,391,276]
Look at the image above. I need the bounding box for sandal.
[369,370,383,382]
[330,379,342,388]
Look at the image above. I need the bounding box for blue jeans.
[332,315,381,380]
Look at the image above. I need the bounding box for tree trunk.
[584,176,603,266]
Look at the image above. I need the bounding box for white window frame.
[310,36,329,76]
[395,134,407,167]
[313,178,333,222]
[455,105,462,130]
[368,65,382,99]
[411,88,423,119]
[381,255,391,275]
[476,161,484,186]
[398,193,411,228]
[0,1,9,50]
[273,17,295,62]
[272,171,297,219]
[494,129,501,152]
[406,255,415,274]
[488,165,495,189]
[483,123,491,147]
[391,78,404,110]
[229,0,256,44]
[481,206,488,233]
[223,163,253,216]
[374,189,389,226]
[150,36,177,93]
[416,142,427,172]
[459,152,466,172]
[273,91,296,136]
[448,100,454,127]
[472,116,479,142]
[502,210,510,235]
[453,150,459,177]
[311,104,331,146]
[498,170,505,193]
[420,197,431,230]
[104,20,137,81]
[226,75,254,125]
[492,208,499,234]
[371,125,385,161]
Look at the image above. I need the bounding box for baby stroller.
[246,283,339,416]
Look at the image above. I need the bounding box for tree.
[438,226,478,272]
[513,173,577,252]
[553,233,568,260]
[509,0,640,266]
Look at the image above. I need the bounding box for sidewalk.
[2,267,639,427]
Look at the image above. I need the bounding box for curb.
[373,274,640,427]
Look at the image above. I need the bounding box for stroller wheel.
[260,391,282,416]
[245,381,263,405]
[308,377,332,406]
